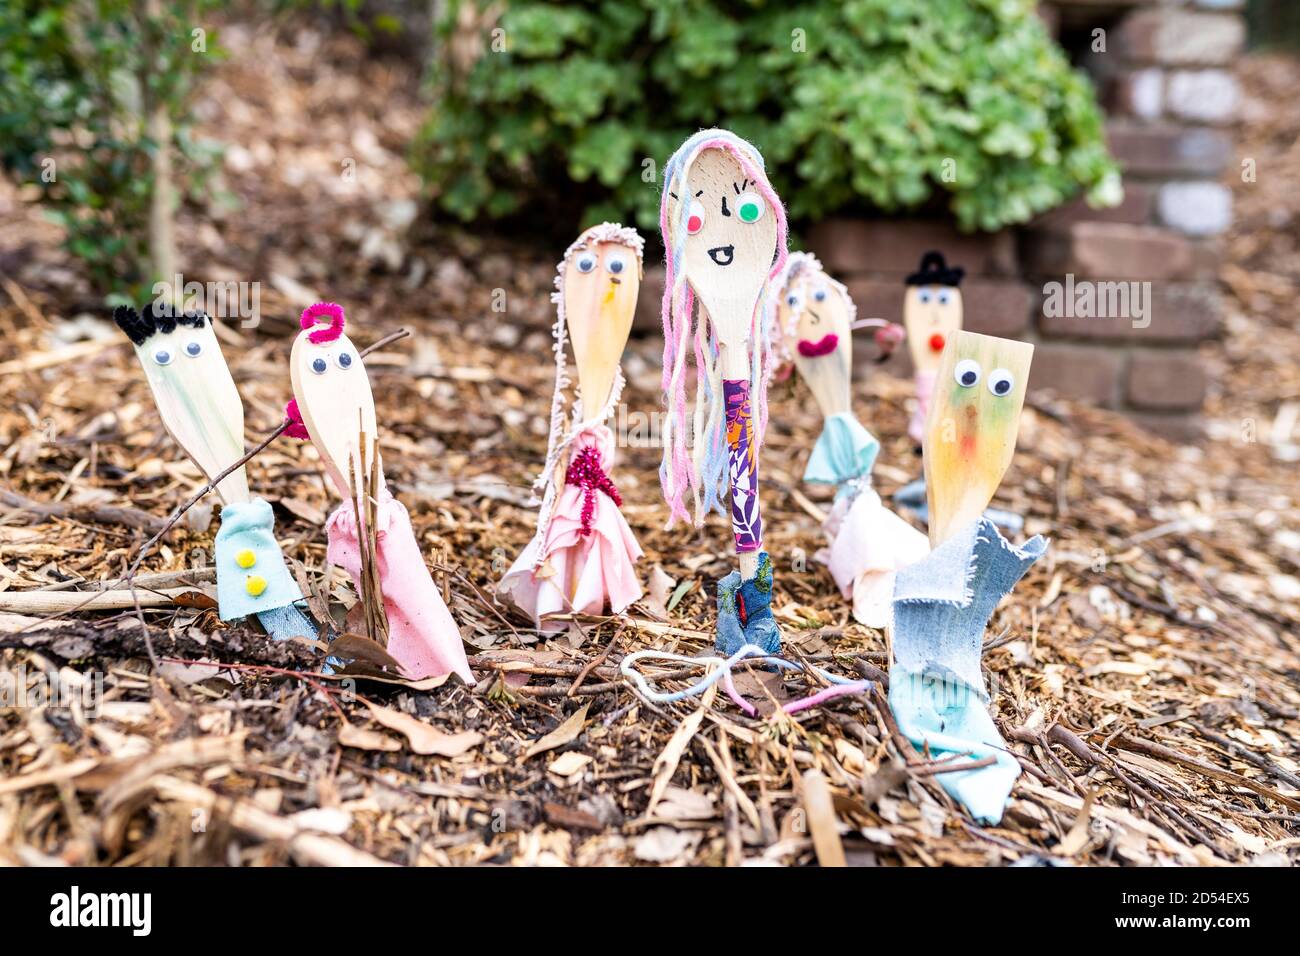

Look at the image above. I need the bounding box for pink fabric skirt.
[501,427,643,631]
[327,490,474,683]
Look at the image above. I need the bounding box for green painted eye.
[736,190,765,224]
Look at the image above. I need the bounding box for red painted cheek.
[687,215,703,234]
[958,405,978,458]
[929,333,946,353]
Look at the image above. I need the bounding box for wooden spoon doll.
[287,302,473,683]
[902,251,964,448]
[888,330,1046,824]
[112,303,315,640]
[500,223,645,632]
[660,129,787,656]
[769,253,927,629]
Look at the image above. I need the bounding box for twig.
[568,626,621,698]
[0,489,167,533]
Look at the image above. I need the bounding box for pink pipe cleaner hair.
[300,302,346,344]
[658,129,789,528]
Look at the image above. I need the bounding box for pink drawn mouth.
[798,333,839,358]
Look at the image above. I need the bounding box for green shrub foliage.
[0,0,222,297]
[416,0,1120,233]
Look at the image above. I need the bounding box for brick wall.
[629,1,1244,439]
[800,0,1245,440]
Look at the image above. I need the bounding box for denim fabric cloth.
[214,498,305,626]
[890,518,1048,824]
[893,478,1025,536]
[254,604,317,642]
[715,552,780,656]
[803,412,880,494]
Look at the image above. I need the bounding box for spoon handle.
[720,343,762,579]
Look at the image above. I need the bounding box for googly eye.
[335,350,354,370]
[938,290,951,306]
[988,368,1015,397]
[785,291,804,311]
[152,348,173,366]
[576,252,597,274]
[686,200,705,235]
[918,289,932,304]
[813,288,827,302]
[311,356,328,375]
[736,191,765,224]
[953,358,982,388]
[604,251,629,275]
[183,340,203,358]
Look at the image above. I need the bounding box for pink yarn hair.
[300,302,346,344]
[659,130,789,528]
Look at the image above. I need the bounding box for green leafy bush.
[0,0,222,299]
[415,0,1120,234]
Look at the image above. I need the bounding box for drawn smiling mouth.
[708,245,735,266]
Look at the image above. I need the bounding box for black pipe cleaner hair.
[905,250,964,288]
[112,302,210,346]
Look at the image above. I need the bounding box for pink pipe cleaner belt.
[565,445,622,537]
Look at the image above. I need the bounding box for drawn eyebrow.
[695,189,704,197]
[668,191,679,200]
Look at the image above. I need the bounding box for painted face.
[670,148,777,348]
[922,330,1033,546]
[289,325,378,500]
[115,307,250,504]
[904,284,964,374]
[777,271,854,418]
[564,237,641,418]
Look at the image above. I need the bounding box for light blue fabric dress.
[213,498,315,640]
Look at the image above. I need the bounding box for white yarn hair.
[767,251,857,366]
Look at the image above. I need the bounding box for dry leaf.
[522,702,590,761]
[363,702,482,756]
[337,720,401,753]
[547,751,592,778]
[634,826,701,863]
[647,705,705,814]
[801,768,846,868]
[643,564,676,620]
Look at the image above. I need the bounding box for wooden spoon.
[564,235,641,418]
[128,314,250,504]
[922,330,1033,547]
[290,326,379,500]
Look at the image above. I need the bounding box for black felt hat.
[905,250,964,288]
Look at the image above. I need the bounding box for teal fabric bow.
[802,411,880,493]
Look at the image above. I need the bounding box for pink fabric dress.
[327,488,474,684]
[819,487,930,629]
[501,424,643,631]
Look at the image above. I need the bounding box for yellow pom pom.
[236,549,257,569]
[245,575,267,597]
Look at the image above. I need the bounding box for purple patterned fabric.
[723,377,762,553]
